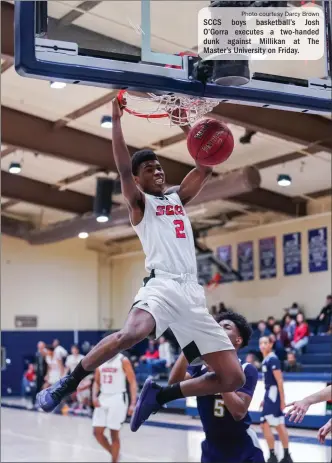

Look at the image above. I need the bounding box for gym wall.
[1,235,100,330]
[206,213,331,321]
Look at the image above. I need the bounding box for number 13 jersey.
[99,354,126,398]
[132,192,197,276]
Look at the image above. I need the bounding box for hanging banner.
[237,241,254,281]
[259,237,277,280]
[216,245,233,283]
[283,232,302,276]
[308,227,328,273]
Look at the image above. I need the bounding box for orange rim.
[117,89,170,119]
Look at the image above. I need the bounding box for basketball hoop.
[117,89,220,126]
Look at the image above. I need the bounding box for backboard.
[14,1,332,115]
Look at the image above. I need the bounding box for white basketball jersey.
[133,192,197,275]
[98,354,126,396]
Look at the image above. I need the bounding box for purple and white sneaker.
[130,377,162,432]
[36,375,77,412]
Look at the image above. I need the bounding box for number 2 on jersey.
[173,219,186,238]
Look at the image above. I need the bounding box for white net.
[121,91,221,126]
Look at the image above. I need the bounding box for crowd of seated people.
[209,295,332,373]
[133,336,175,384]
[21,339,94,413]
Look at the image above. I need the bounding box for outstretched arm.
[286,385,332,423]
[168,353,192,385]
[165,125,212,206]
[111,99,144,221]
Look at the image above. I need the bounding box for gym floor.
[1,406,331,462]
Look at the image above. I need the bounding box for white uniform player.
[132,192,233,363]
[92,353,137,462]
[92,354,128,430]
[45,347,63,386]
[36,102,244,433]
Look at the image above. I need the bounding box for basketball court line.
[1,429,167,463]
[1,403,331,447]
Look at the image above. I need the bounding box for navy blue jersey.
[261,352,284,425]
[261,353,280,391]
[187,362,258,442]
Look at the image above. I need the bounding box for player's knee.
[111,431,120,443]
[93,428,103,439]
[114,329,138,350]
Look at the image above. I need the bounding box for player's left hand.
[317,419,331,444]
[128,404,135,416]
[285,398,310,423]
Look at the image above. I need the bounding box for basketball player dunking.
[37,98,245,432]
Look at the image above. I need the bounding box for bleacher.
[239,334,331,374]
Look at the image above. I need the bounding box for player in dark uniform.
[259,336,293,463]
[169,311,264,463]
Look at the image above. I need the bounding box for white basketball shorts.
[132,270,234,363]
[92,393,128,430]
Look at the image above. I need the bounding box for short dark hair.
[131,149,158,175]
[215,311,252,348]
[46,345,54,351]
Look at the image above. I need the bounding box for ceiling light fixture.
[100,115,113,129]
[50,81,67,89]
[96,215,109,223]
[277,173,292,187]
[78,232,89,239]
[9,162,22,174]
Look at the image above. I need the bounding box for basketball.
[186,119,234,166]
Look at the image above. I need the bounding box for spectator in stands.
[53,339,68,365]
[282,314,296,342]
[283,351,302,373]
[137,339,164,380]
[266,316,276,332]
[21,363,36,408]
[158,336,174,371]
[256,320,271,338]
[272,323,289,362]
[291,313,310,354]
[245,352,261,370]
[65,345,84,374]
[139,339,159,362]
[316,295,332,335]
[32,341,47,407]
[287,303,301,319]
